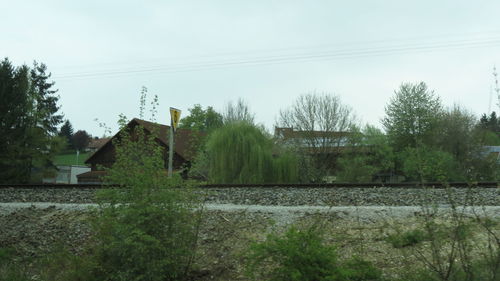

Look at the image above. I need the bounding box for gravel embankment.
[1,187,499,206]
[2,203,500,223]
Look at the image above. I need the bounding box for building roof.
[88,137,111,149]
[85,118,204,164]
[274,127,352,139]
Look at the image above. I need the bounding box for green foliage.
[400,145,460,182]
[36,246,99,281]
[89,124,201,281]
[0,248,31,281]
[205,122,298,183]
[476,129,500,146]
[53,151,90,166]
[178,104,223,163]
[337,126,395,182]
[387,200,500,281]
[179,104,223,132]
[246,225,381,281]
[479,111,500,135]
[276,92,357,182]
[383,82,442,152]
[223,98,255,125]
[387,229,428,248]
[58,119,74,149]
[72,130,91,151]
[0,58,63,183]
[336,156,378,182]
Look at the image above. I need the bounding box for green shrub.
[36,245,99,281]
[387,229,428,248]
[0,248,31,281]
[90,124,202,281]
[246,225,381,281]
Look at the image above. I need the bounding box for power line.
[53,36,500,81]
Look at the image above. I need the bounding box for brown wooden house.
[77,118,203,183]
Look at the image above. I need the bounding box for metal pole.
[168,124,174,177]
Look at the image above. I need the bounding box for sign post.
[168,107,181,177]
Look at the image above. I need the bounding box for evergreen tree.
[0,58,63,183]
[59,120,74,148]
[479,111,500,133]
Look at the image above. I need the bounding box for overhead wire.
[53,35,500,81]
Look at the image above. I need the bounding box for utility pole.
[168,107,181,177]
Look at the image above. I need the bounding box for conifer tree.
[0,58,63,183]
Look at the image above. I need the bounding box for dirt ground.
[1,206,499,280]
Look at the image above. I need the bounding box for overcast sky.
[2,0,500,136]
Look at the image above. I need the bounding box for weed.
[387,229,428,248]
[246,225,381,281]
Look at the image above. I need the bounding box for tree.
[72,130,91,151]
[479,111,500,132]
[276,92,357,181]
[179,104,223,132]
[434,105,478,160]
[336,125,395,182]
[205,122,298,184]
[0,58,63,183]
[400,145,460,182]
[382,82,443,152]
[222,98,255,125]
[58,120,74,149]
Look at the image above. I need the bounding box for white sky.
[2,0,500,136]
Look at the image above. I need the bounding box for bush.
[387,191,500,281]
[400,145,460,182]
[36,245,98,281]
[0,248,31,281]
[90,124,202,281]
[387,229,428,248]
[246,225,381,281]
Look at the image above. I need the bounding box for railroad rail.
[0,181,498,189]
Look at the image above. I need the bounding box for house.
[274,127,357,180]
[274,127,355,153]
[77,118,203,183]
[86,137,111,153]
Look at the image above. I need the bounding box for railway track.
[0,181,498,189]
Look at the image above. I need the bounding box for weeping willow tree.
[206,122,298,184]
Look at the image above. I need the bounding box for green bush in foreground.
[246,225,381,281]
[90,124,202,281]
[0,248,30,281]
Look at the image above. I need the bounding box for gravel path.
[2,203,500,225]
[1,187,499,206]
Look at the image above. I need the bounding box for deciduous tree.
[72,130,91,151]
[205,122,298,184]
[222,98,255,125]
[276,92,357,181]
[382,82,442,152]
[179,104,223,132]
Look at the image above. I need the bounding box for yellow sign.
[170,107,181,131]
